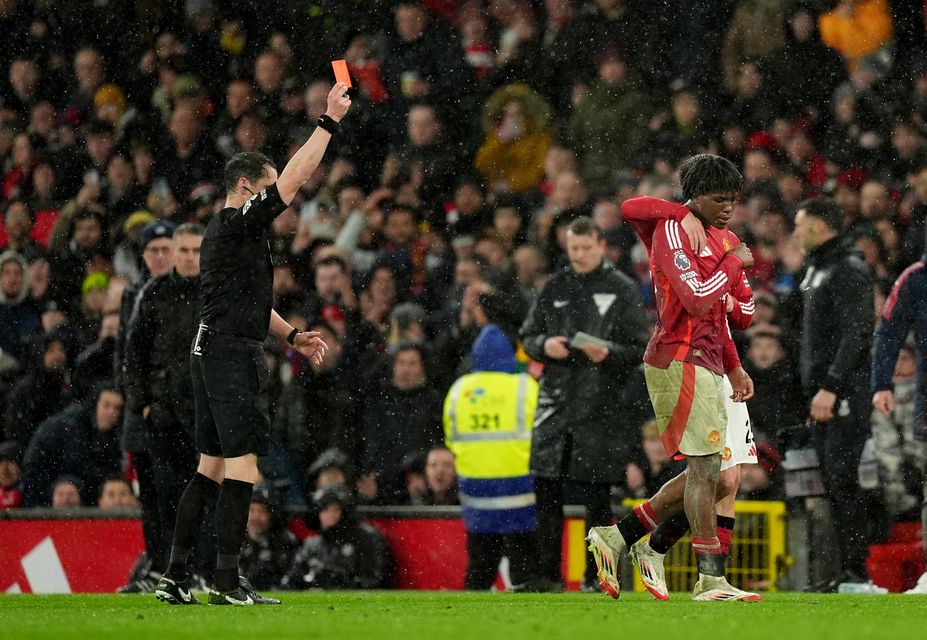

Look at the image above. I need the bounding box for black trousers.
[535,476,612,585]
[147,406,215,578]
[812,392,871,576]
[465,531,537,590]
[132,449,161,573]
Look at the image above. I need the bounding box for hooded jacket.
[0,250,39,362]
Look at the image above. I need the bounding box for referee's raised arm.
[275,82,352,206]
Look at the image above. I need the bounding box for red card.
[331,59,352,88]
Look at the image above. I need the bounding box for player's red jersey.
[621,196,748,376]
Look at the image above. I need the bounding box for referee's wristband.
[317,114,341,135]
[286,327,299,345]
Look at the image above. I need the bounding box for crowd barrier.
[0,506,590,593]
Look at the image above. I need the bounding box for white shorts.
[720,375,758,472]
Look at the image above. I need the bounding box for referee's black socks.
[166,472,220,579]
[214,478,254,592]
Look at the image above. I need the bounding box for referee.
[155,83,351,606]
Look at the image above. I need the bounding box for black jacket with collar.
[520,260,649,482]
[798,236,873,398]
[124,269,201,431]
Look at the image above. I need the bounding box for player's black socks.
[214,478,253,592]
[692,536,725,577]
[648,511,690,554]
[166,472,220,578]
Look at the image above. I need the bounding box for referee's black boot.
[238,575,281,605]
[154,575,200,605]
[207,586,254,606]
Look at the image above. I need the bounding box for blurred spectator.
[475,83,550,194]
[0,440,22,509]
[68,48,105,122]
[2,200,44,261]
[156,101,221,201]
[2,330,70,456]
[721,0,787,92]
[97,477,139,509]
[381,1,470,141]
[46,209,105,313]
[50,476,83,509]
[625,420,685,499]
[0,250,40,365]
[818,0,894,73]
[568,47,651,192]
[281,485,391,590]
[71,271,109,350]
[742,325,803,444]
[766,4,847,120]
[71,310,119,402]
[386,103,461,212]
[305,447,355,495]
[360,343,443,505]
[276,320,362,475]
[408,446,458,506]
[21,384,123,506]
[240,485,300,590]
[638,88,711,175]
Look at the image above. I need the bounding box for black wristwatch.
[286,327,299,345]
[317,114,341,135]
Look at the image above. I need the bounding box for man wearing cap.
[124,223,206,583]
[154,82,350,606]
[114,218,175,593]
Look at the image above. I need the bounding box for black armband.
[286,327,299,345]
[317,114,341,135]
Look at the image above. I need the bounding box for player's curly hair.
[679,154,745,200]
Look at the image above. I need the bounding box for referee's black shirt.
[200,183,287,341]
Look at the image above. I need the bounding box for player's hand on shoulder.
[680,211,707,255]
[327,83,351,121]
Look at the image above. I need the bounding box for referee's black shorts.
[190,328,270,458]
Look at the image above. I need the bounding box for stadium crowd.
[1,0,927,591]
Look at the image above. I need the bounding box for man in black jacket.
[113,219,175,592]
[520,216,649,589]
[124,223,204,579]
[794,198,874,589]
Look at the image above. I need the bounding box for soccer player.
[587,154,761,601]
[629,287,757,600]
[154,83,351,606]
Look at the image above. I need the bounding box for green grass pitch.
[3,591,927,640]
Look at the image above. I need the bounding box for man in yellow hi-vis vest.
[445,324,540,590]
